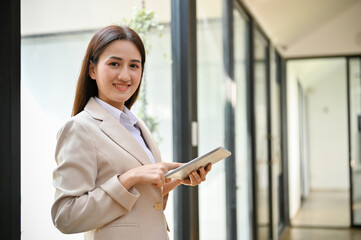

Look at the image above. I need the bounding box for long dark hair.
[72,25,146,116]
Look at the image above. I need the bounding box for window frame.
[0,0,21,239]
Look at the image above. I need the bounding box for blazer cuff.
[100,175,140,211]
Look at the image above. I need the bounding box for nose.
[118,66,131,81]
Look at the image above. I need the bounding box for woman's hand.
[118,162,182,190]
[181,163,212,186]
[163,163,213,197]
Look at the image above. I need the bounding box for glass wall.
[348,57,361,226]
[254,29,270,240]
[21,1,173,239]
[234,8,251,240]
[197,0,226,239]
[21,32,88,240]
[270,49,283,239]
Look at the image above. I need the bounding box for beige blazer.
[51,97,169,240]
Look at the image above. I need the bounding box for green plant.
[126,7,164,54]
[123,6,164,144]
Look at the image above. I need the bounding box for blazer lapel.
[84,98,152,165]
[137,119,162,163]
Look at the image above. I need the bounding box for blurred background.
[18,0,361,239]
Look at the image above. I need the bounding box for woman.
[51,25,211,240]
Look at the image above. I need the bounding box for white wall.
[306,60,349,190]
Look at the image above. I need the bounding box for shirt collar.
[121,105,138,126]
[94,97,138,126]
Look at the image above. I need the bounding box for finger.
[153,180,162,188]
[158,164,168,174]
[205,163,212,173]
[182,180,190,185]
[189,172,197,185]
[199,167,206,181]
[165,162,183,171]
[158,176,166,187]
[154,172,165,186]
[191,171,202,184]
[181,177,191,185]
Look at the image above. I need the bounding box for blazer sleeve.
[51,118,140,234]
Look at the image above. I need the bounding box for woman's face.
[89,40,142,111]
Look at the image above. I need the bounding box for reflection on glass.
[234,8,250,240]
[349,57,361,225]
[254,30,270,240]
[197,0,226,239]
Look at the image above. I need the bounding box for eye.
[109,62,119,67]
[130,64,140,69]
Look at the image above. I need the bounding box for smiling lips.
[113,83,130,91]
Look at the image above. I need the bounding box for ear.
[89,62,96,80]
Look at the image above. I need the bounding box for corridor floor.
[280,190,361,240]
[280,227,361,240]
[291,190,349,227]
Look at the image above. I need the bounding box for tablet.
[164,146,231,180]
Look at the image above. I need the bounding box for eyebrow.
[109,56,141,63]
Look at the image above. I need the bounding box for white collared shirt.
[94,97,155,164]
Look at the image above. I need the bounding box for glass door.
[197,1,227,239]
[254,29,270,240]
[234,6,251,240]
[348,57,361,226]
[270,50,283,239]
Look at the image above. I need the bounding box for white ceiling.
[287,58,346,89]
[241,0,361,58]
